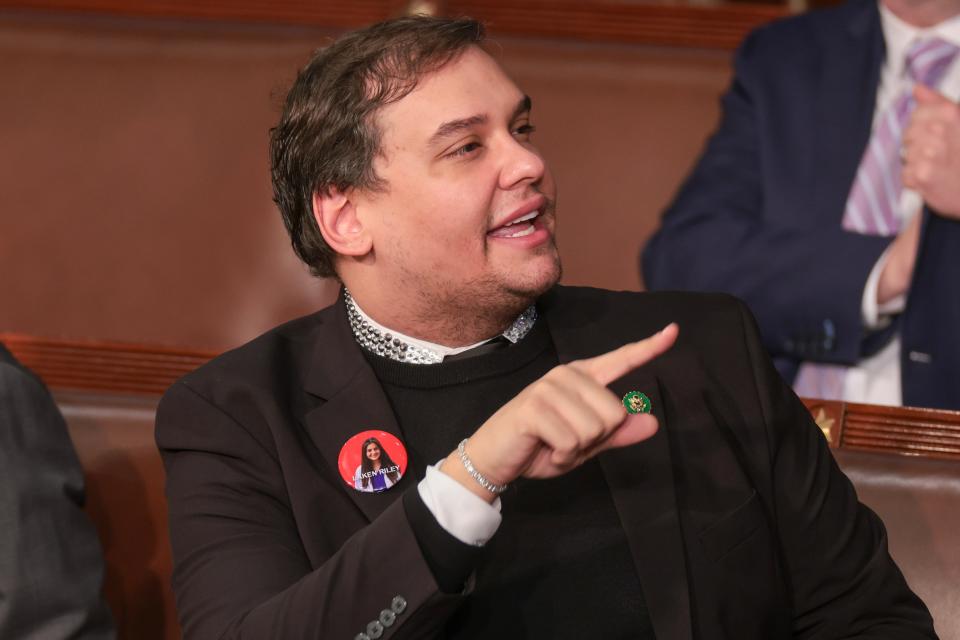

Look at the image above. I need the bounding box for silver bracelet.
[456,438,509,494]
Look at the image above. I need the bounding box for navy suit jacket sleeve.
[0,346,115,640]
[642,9,891,369]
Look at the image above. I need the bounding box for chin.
[503,255,562,303]
[426,251,561,319]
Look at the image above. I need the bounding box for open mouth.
[488,210,540,238]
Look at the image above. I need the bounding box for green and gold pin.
[622,391,651,414]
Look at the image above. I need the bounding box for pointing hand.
[442,324,679,501]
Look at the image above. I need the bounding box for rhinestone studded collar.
[344,289,538,365]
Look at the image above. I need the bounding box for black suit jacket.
[642,0,960,409]
[156,287,934,639]
[0,344,115,639]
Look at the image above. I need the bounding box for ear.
[312,187,372,258]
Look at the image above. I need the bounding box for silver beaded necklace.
[344,289,537,365]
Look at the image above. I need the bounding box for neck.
[883,0,960,27]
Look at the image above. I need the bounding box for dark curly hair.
[270,16,486,278]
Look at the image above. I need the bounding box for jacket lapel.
[546,294,693,640]
[302,292,411,523]
[812,0,885,224]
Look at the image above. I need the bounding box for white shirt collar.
[880,3,960,78]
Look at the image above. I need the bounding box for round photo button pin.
[339,430,408,493]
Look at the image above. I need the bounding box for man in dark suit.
[0,344,115,639]
[642,0,960,410]
[156,16,935,639]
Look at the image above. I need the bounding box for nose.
[498,136,546,190]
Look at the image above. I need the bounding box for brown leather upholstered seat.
[57,390,178,640]
[834,449,960,640]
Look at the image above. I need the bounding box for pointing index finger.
[573,323,678,386]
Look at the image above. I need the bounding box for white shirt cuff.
[862,245,906,329]
[417,461,502,547]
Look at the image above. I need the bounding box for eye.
[514,123,536,139]
[449,140,482,158]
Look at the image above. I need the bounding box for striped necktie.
[842,37,960,235]
[794,37,959,402]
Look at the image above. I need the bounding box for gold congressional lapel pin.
[622,391,652,414]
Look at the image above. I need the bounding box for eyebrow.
[429,95,533,146]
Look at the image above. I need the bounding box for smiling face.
[365,442,381,462]
[345,46,561,342]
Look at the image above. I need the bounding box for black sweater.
[363,319,655,639]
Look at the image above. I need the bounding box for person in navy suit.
[643,0,960,410]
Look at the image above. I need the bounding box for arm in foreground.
[442,325,677,501]
[156,383,462,640]
[734,303,936,638]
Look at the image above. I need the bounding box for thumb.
[597,413,659,452]
[914,83,948,104]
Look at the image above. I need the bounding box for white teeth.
[504,224,536,238]
[505,210,539,226]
